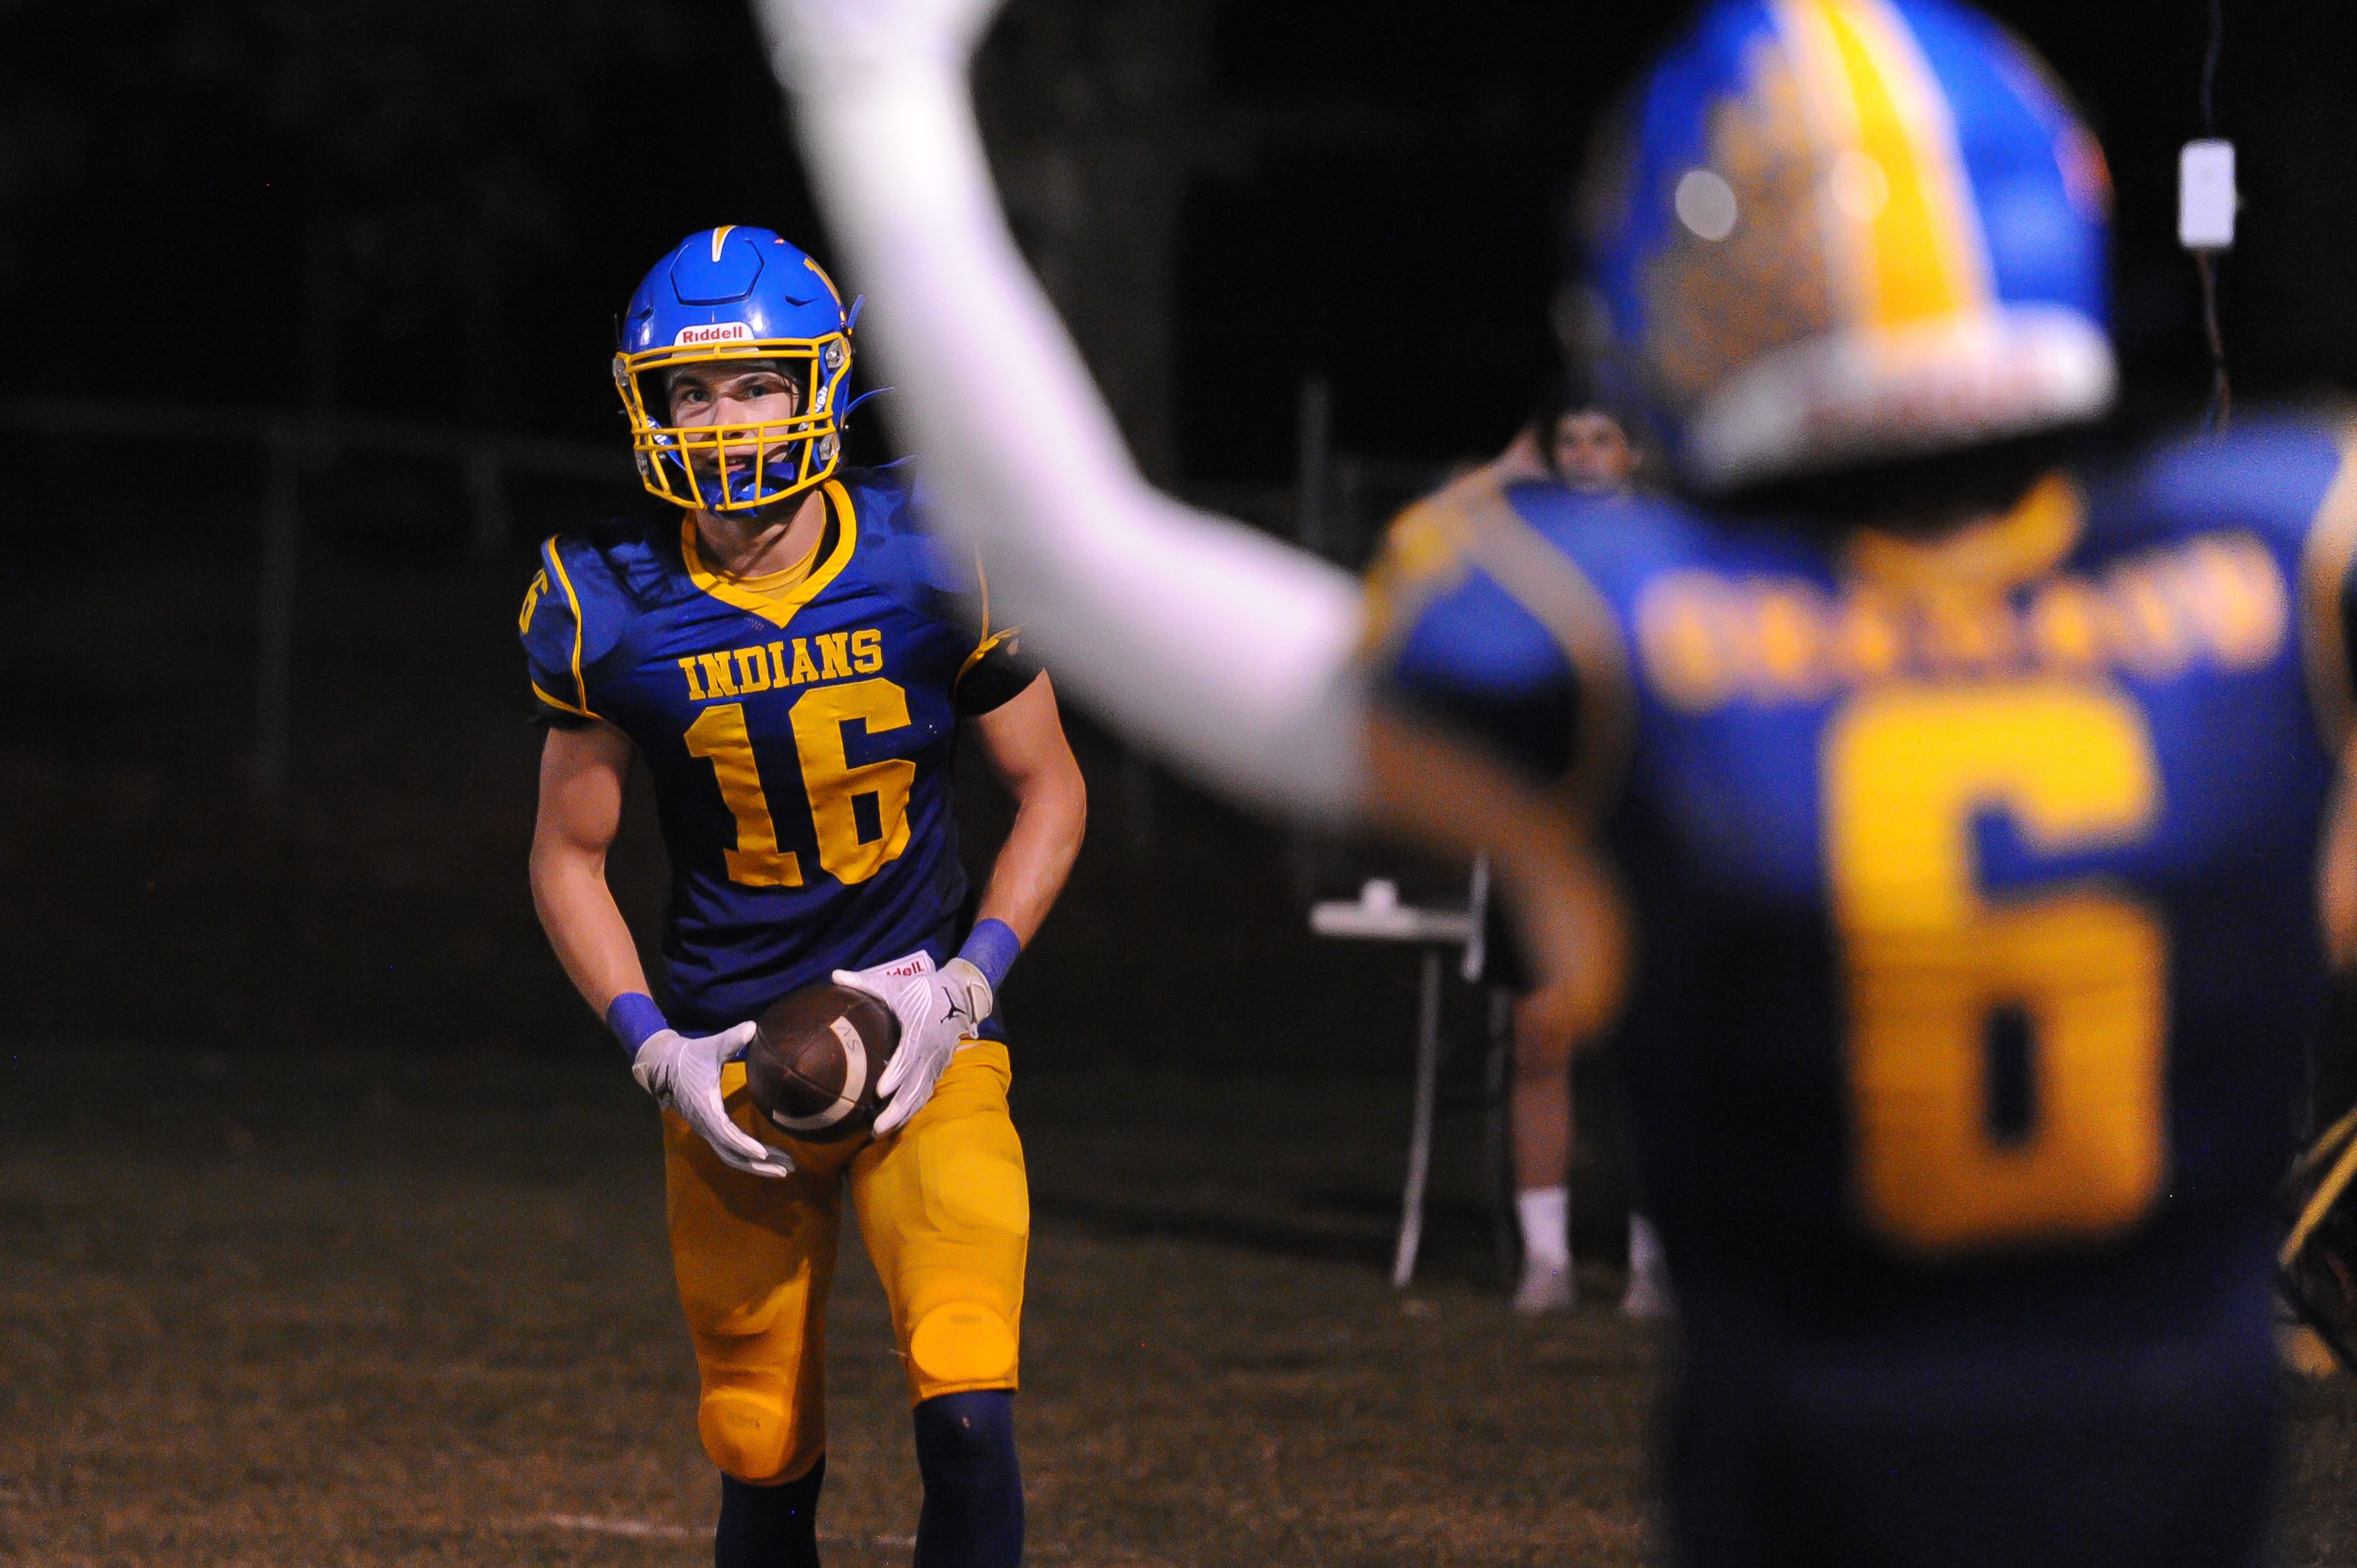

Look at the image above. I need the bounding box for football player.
[764,0,2357,1562]
[522,225,1085,1568]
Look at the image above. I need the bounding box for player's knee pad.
[908,1299,1020,1390]
[699,1385,797,1483]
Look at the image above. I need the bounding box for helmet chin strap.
[675,417,839,511]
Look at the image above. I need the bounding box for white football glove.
[833,952,993,1137]
[753,0,1006,87]
[630,1021,797,1179]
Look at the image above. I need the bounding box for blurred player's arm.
[1365,466,1633,1041]
[2324,730,2357,973]
[761,0,1364,821]
[2280,734,2357,1365]
[528,720,652,1014]
[2316,451,2357,974]
[965,671,1087,945]
[759,0,1613,1024]
[1364,709,1626,1043]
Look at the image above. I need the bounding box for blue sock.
[912,1391,1023,1568]
[716,1459,823,1568]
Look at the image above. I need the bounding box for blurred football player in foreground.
[765,0,2357,1561]
[524,225,1084,1568]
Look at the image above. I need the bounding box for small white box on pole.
[2180,139,2237,251]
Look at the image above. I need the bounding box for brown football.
[744,983,902,1145]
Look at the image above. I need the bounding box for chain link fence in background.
[0,400,1480,1086]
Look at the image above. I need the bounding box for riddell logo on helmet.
[674,322,753,347]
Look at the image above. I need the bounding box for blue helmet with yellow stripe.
[614,225,856,512]
[1580,0,2113,494]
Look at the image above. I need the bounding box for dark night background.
[15,6,2357,1561]
[12,2,2356,469]
[5,0,2356,1064]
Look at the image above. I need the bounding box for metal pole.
[1485,988,1520,1287]
[1392,946,1446,1288]
[1331,451,1363,567]
[1287,374,1334,902]
[254,423,300,798]
[1294,373,1331,557]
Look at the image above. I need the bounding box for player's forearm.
[2324,731,2357,972]
[974,765,1086,947]
[1362,708,1628,1045]
[528,844,652,1019]
[780,52,1366,821]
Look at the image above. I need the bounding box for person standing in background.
[1402,378,1671,1316]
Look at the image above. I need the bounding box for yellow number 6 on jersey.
[791,677,917,884]
[1824,681,2169,1258]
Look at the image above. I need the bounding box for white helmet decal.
[673,321,754,347]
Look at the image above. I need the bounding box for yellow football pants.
[662,1041,1029,1486]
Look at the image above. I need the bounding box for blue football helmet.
[615,226,856,512]
[1579,0,2115,493]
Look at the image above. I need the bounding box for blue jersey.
[1370,419,2357,1566]
[522,468,1027,1033]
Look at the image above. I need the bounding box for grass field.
[5,1047,2357,1567]
[0,1048,1655,1567]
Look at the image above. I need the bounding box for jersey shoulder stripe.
[531,535,597,719]
[1471,484,1641,809]
[1368,473,1646,798]
[521,518,673,720]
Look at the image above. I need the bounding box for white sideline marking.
[528,1515,703,1540]
[525,1516,936,1549]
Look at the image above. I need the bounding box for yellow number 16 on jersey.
[1825,680,2169,1258]
[683,678,918,889]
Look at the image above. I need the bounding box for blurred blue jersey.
[1369,418,2357,1566]
[522,467,1026,1033]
